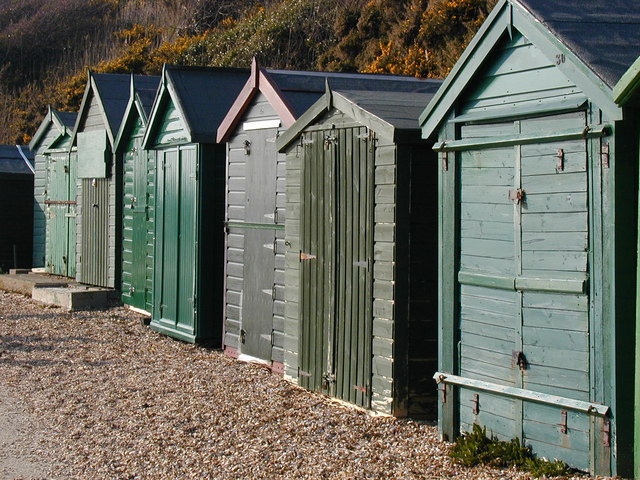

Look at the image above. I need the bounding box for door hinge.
[508,189,526,204]
[558,410,568,434]
[441,151,448,171]
[353,384,368,394]
[602,418,611,447]
[601,142,610,168]
[472,393,480,415]
[240,328,246,344]
[300,252,317,261]
[439,384,447,404]
[298,368,312,377]
[555,148,564,172]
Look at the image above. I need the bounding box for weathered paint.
[29,108,76,269]
[45,149,77,277]
[144,66,248,343]
[278,87,440,417]
[116,77,159,315]
[223,92,286,367]
[420,4,638,474]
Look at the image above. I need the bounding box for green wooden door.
[457,111,592,468]
[152,145,198,340]
[299,126,374,408]
[45,151,75,277]
[122,135,148,310]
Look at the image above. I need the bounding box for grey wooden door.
[238,128,279,360]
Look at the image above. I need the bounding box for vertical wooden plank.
[439,114,459,441]
[514,126,524,442]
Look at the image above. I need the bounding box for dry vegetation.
[0,0,495,144]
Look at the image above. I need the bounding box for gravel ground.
[0,291,610,480]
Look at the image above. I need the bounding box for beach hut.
[29,107,76,272]
[613,55,640,479]
[142,65,248,343]
[276,80,441,417]
[0,145,34,270]
[71,72,159,289]
[217,60,444,373]
[419,0,640,475]
[114,75,161,314]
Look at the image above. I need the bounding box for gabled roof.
[613,56,640,107]
[518,0,640,88]
[277,83,440,152]
[113,74,161,152]
[143,65,249,148]
[71,72,159,148]
[29,106,77,152]
[420,0,635,138]
[217,58,442,143]
[0,145,34,175]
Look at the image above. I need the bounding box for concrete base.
[0,272,121,311]
[32,286,120,311]
[0,272,70,296]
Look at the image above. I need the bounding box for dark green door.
[299,126,374,408]
[122,136,149,310]
[457,111,593,469]
[46,151,76,277]
[152,145,198,341]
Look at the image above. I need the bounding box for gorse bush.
[450,424,572,477]
[0,0,496,144]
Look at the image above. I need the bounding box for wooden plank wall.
[224,92,286,363]
[33,126,60,267]
[76,92,121,288]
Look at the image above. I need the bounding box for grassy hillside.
[0,0,495,144]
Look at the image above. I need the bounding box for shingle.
[517,0,640,87]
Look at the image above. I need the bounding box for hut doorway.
[299,126,375,409]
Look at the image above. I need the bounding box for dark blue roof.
[267,69,442,117]
[0,145,34,175]
[165,66,250,143]
[92,73,159,138]
[518,0,640,87]
[134,76,160,117]
[56,110,77,129]
[335,89,439,131]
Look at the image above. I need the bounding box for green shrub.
[450,424,572,477]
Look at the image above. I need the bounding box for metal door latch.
[555,148,564,172]
[322,372,336,384]
[512,350,527,370]
[508,189,526,204]
[323,135,336,150]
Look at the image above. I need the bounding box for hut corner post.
[611,114,639,478]
[438,115,459,441]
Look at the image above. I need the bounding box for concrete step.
[31,286,121,311]
[0,271,121,311]
[0,272,70,296]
